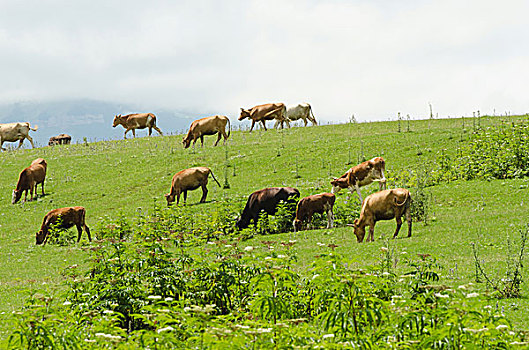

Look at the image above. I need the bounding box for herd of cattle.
[4,102,412,244]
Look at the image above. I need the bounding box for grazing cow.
[0,122,38,150]
[331,157,387,203]
[353,188,412,243]
[36,206,91,245]
[239,103,289,131]
[236,187,300,230]
[48,133,72,146]
[112,113,163,139]
[183,115,231,149]
[165,167,221,206]
[293,193,335,232]
[12,158,47,204]
[276,103,317,128]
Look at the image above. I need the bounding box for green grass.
[1,115,529,334]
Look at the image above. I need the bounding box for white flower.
[380,247,388,252]
[317,242,326,247]
[382,272,390,276]
[265,256,272,260]
[244,246,254,252]
[147,295,162,300]
[224,244,232,248]
[434,293,449,299]
[458,285,466,290]
[63,301,72,306]
[81,293,90,297]
[157,326,175,333]
[256,328,272,333]
[157,309,171,313]
[289,240,297,243]
[484,305,492,309]
[235,325,250,329]
[103,310,114,314]
[95,333,122,341]
[496,325,509,330]
[466,292,479,298]
[278,254,287,259]
[323,334,335,339]
[463,328,478,333]
[312,274,320,280]
[207,242,216,245]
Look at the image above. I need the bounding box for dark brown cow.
[112,113,163,139]
[236,187,300,230]
[12,158,47,204]
[293,193,335,232]
[353,188,412,243]
[48,134,72,146]
[331,157,387,203]
[182,115,230,149]
[36,206,91,245]
[165,167,221,206]
[238,103,289,131]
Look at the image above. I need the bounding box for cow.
[12,158,47,204]
[331,157,387,203]
[165,167,221,206]
[48,134,72,146]
[276,103,317,128]
[239,103,289,132]
[293,193,335,232]
[112,113,163,139]
[36,206,91,245]
[236,187,300,230]
[0,122,38,150]
[352,188,412,243]
[182,115,231,149]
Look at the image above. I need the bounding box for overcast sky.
[1,0,528,122]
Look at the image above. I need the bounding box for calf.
[0,122,38,150]
[165,167,221,206]
[293,193,335,232]
[36,206,91,245]
[112,113,163,139]
[236,187,300,230]
[353,188,412,243]
[331,157,387,203]
[182,115,230,148]
[12,158,47,204]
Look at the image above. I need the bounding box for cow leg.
[214,132,222,146]
[123,129,129,139]
[406,207,412,238]
[153,125,163,136]
[193,138,197,149]
[249,120,256,132]
[200,185,208,203]
[26,135,35,148]
[17,139,24,149]
[148,127,152,136]
[285,119,291,128]
[200,136,204,147]
[183,191,188,204]
[41,180,45,196]
[368,223,376,242]
[84,224,92,242]
[30,183,35,201]
[355,185,363,204]
[304,119,308,127]
[261,120,267,131]
[393,215,403,239]
[176,190,181,205]
[76,224,83,242]
[327,208,334,228]
[132,129,136,138]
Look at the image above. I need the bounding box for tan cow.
[12,158,47,204]
[48,134,72,146]
[239,103,289,131]
[36,206,91,245]
[353,188,412,243]
[112,113,163,139]
[165,167,221,206]
[293,193,335,232]
[0,122,38,150]
[331,157,387,203]
[182,115,230,149]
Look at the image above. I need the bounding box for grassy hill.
[1,115,529,345]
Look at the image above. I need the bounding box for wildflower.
[380,247,388,252]
[63,301,72,306]
[95,333,122,341]
[147,295,162,300]
[224,244,232,248]
[323,334,335,339]
[278,254,287,259]
[235,325,250,329]
[317,242,326,247]
[207,242,216,245]
[157,326,175,333]
[496,325,509,330]
[466,292,479,298]
[244,246,254,252]
[289,240,297,243]
[165,297,174,302]
[157,309,171,313]
[484,305,492,309]
[265,256,272,260]
[434,293,449,299]
[312,274,320,280]
[256,328,272,333]
[103,310,114,314]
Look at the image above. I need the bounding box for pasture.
[1,115,529,346]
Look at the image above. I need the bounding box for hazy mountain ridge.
[0,99,199,146]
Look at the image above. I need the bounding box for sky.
[1,0,528,122]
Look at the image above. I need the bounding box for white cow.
[0,122,38,150]
[275,103,317,128]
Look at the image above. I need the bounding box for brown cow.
[293,193,335,232]
[0,122,38,150]
[112,113,163,139]
[165,167,221,206]
[238,103,289,131]
[236,187,300,230]
[12,158,47,204]
[182,115,231,149]
[353,188,412,243]
[36,206,91,245]
[331,157,387,203]
[48,134,72,146]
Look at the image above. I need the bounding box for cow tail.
[227,118,231,138]
[29,123,38,131]
[209,169,221,187]
[309,105,317,125]
[151,114,157,126]
[394,191,409,207]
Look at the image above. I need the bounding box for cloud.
[0,0,528,122]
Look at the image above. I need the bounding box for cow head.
[12,190,22,204]
[36,230,47,245]
[112,115,123,127]
[330,177,347,194]
[352,219,365,243]
[238,108,250,121]
[293,219,303,232]
[235,216,249,230]
[182,137,191,149]
[165,193,176,206]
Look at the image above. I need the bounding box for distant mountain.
[0,99,200,147]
